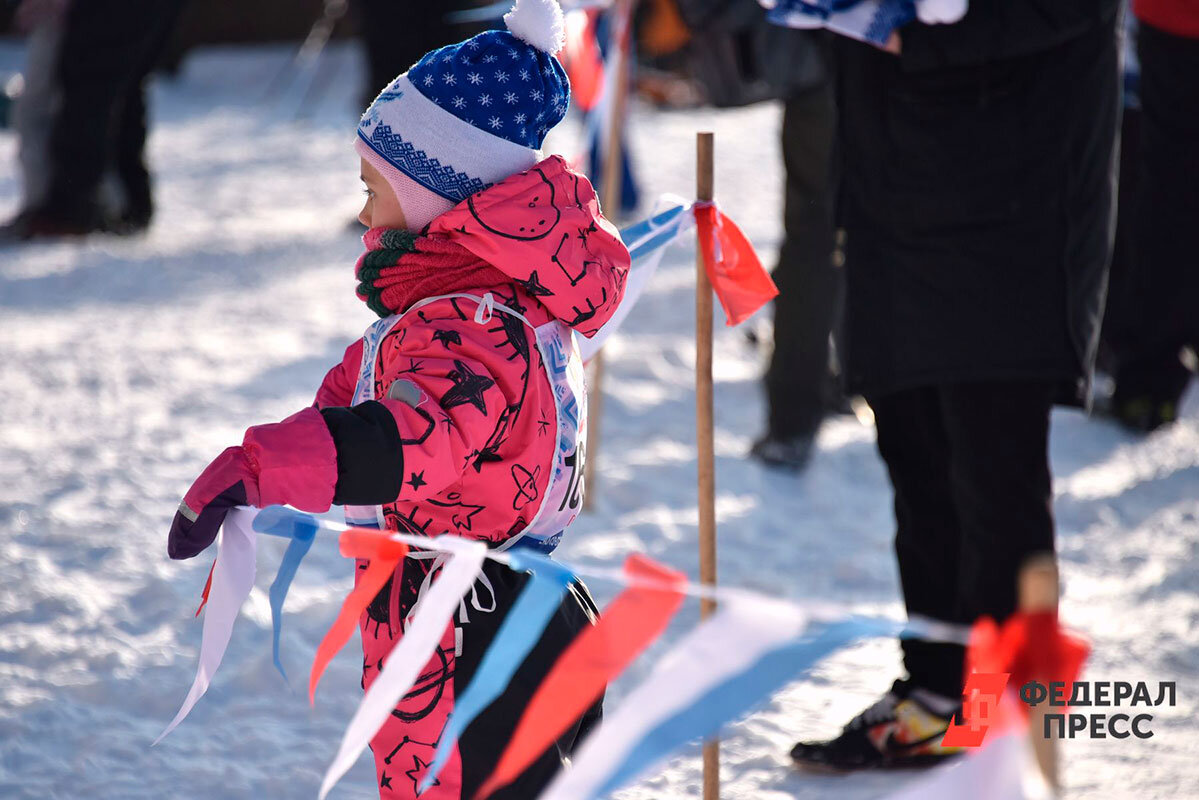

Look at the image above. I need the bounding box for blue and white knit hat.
[356,0,570,231]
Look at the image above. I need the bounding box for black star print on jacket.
[439,360,496,414]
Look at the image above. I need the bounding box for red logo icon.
[941,672,1011,748]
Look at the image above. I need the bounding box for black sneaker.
[1099,355,1193,433]
[0,205,111,242]
[790,680,964,772]
[1106,392,1182,433]
[750,433,814,471]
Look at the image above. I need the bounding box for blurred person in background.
[1099,0,1199,433]
[791,0,1121,770]
[750,38,840,471]
[5,0,63,215]
[670,0,841,470]
[353,0,486,108]
[1,0,185,240]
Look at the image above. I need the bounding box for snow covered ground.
[1,42,1196,800]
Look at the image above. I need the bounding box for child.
[165,1,630,797]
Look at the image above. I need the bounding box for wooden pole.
[1019,554,1060,793]
[584,0,635,511]
[695,131,719,800]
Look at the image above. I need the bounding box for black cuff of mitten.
[320,401,404,506]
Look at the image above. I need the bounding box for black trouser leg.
[871,386,965,698]
[113,84,152,223]
[1105,24,1199,405]
[871,380,1055,698]
[764,81,839,440]
[44,0,182,220]
[939,381,1056,627]
[454,566,602,799]
[1125,24,1199,395]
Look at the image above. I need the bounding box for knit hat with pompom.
[356,0,570,231]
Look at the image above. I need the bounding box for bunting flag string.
[318,536,488,800]
[536,596,900,800]
[238,506,968,626]
[158,505,989,796]
[473,554,688,800]
[154,507,258,745]
[420,553,577,792]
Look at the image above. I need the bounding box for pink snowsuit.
[313,156,628,799]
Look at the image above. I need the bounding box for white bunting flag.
[537,592,808,800]
[538,596,900,800]
[154,507,258,744]
[318,536,488,799]
[580,200,693,361]
[878,730,1052,800]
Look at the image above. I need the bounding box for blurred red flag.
[308,528,409,703]
[695,203,778,326]
[967,611,1091,716]
[474,553,686,800]
[562,9,605,112]
[944,612,1090,746]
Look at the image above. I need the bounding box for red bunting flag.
[308,528,409,703]
[562,9,605,112]
[473,553,687,800]
[967,611,1090,702]
[945,610,1091,745]
[194,559,217,617]
[695,203,779,327]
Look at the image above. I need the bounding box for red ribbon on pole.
[967,611,1090,703]
[308,527,409,704]
[473,553,687,800]
[695,203,778,327]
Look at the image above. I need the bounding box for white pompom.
[503,0,565,54]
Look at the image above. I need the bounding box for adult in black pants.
[870,381,1055,700]
[1,0,186,240]
[1101,8,1199,432]
[751,73,840,470]
[791,3,1121,771]
[353,0,484,108]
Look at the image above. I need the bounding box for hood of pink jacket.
[425,155,630,338]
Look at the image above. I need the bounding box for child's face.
[358,158,408,230]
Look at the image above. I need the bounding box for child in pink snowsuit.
[166,2,630,797]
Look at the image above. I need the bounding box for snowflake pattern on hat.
[406,29,569,150]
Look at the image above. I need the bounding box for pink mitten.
[168,407,336,559]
